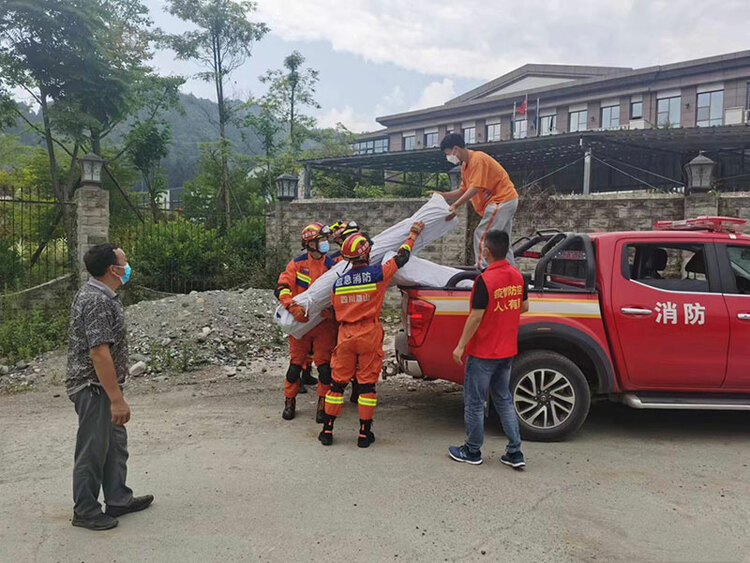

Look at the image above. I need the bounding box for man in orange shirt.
[319,222,424,448]
[438,133,518,269]
[275,222,338,422]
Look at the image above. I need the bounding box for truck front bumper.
[395,329,423,378]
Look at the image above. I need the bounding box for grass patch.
[0,308,69,364]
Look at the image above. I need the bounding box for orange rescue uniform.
[276,252,338,398]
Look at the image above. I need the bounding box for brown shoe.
[282,397,296,420]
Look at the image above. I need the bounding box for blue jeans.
[463,355,522,455]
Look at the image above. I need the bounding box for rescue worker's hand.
[288,304,309,323]
[410,221,425,236]
[452,345,465,365]
[321,307,333,320]
[111,396,131,426]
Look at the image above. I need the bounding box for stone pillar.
[684,193,719,220]
[74,185,109,283]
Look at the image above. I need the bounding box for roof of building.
[375,50,750,128]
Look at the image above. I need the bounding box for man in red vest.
[449,230,528,468]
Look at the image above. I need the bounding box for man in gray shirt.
[66,243,153,531]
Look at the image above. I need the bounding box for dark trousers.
[71,385,133,518]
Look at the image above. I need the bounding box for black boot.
[318,415,334,446]
[282,397,296,420]
[315,396,326,423]
[301,366,318,385]
[298,383,308,394]
[357,419,375,448]
[350,378,360,403]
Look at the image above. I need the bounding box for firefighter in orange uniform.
[275,223,338,421]
[319,221,424,448]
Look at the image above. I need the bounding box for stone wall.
[266,192,750,269]
[267,198,472,265]
[74,185,110,283]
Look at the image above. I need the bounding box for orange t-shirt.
[460,150,517,216]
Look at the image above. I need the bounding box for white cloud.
[410,79,455,110]
[255,0,749,80]
[315,105,379,133]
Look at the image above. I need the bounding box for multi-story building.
[354,51,750,155]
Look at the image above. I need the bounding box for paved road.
[1,375,749,562]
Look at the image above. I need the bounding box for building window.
[696,90,723,127]
[600,105,620,130]
[630,101,643,120]
[512,119,527,139]
[569,110,587,132]
[463,127,476,144]
[539,115,556,136]
[403,135,416,150]
[657,96,681,128]
[424,132,438,148]
[373,138,388,153]
[486,123,501,142]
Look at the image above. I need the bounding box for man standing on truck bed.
[437,133,518,269]
[449,230,528,468]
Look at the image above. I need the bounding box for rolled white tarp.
[275,194,457,338]
[388,252,474,289]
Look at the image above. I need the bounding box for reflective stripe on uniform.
[325,395,345,405]
[357,396,377,406]
[296,272,311,284]
[279,288,292,297]
[334,283,377,295]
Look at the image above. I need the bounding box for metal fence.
[0,189,73,295]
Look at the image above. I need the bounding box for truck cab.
[395,217,750,441]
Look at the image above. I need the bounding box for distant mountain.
[6,93,265,189]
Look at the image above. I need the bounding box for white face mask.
[446,153,460,165]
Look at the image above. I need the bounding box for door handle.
[738,313,750,321]
[621,307,653,316]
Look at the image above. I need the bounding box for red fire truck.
[395,217,750,441]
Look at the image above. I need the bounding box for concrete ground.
[1,373,749,563]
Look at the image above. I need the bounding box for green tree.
[161,0,269,228]
[260,50,320,153]
[244,96,284,199]
[126,121,171,221]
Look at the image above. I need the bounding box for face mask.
[318,241,330,254]
[446,153,460,165]
[118,263,132,284]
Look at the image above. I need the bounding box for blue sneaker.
[500,450,526,469]
[448,445,483,465]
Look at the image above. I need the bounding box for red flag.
[515,97,527,115]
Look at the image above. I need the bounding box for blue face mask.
[118,263,132,285]
[318,241,330,254]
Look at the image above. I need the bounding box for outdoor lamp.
[447,165,462,190]
[685,152,716,193]
[275,173,299,201]
[78,152,105,186]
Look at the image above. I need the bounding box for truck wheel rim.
[514,369,575,429]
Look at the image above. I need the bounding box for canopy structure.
[302,126,750,194]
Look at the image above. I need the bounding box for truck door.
[717,242,750,388]
[610,240,729,389]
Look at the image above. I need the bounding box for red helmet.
[301,222,324,247]
[341,232,371,262]
[331,220,360,244]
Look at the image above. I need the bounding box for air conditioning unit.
[724,107,746,125]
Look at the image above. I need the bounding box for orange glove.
[288,304,309,323]
[410,221,425,236]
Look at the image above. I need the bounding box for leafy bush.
[130,220,228,293]
[0,238,23,289]
[0,307,69,363]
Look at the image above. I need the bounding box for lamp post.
[685,152,716,194]
[78,152,105,186]
[447,165,462,190]
[276,173,299,201]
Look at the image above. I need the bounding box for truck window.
[624,243,711,293]
[726,245,750,294]
[541,238,589,289]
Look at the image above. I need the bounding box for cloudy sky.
[147,0,748,133]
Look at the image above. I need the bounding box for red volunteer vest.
[466,260,525,360]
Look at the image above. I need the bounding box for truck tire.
[507,350,591,442]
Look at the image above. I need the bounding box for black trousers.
[71,385,133,518]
